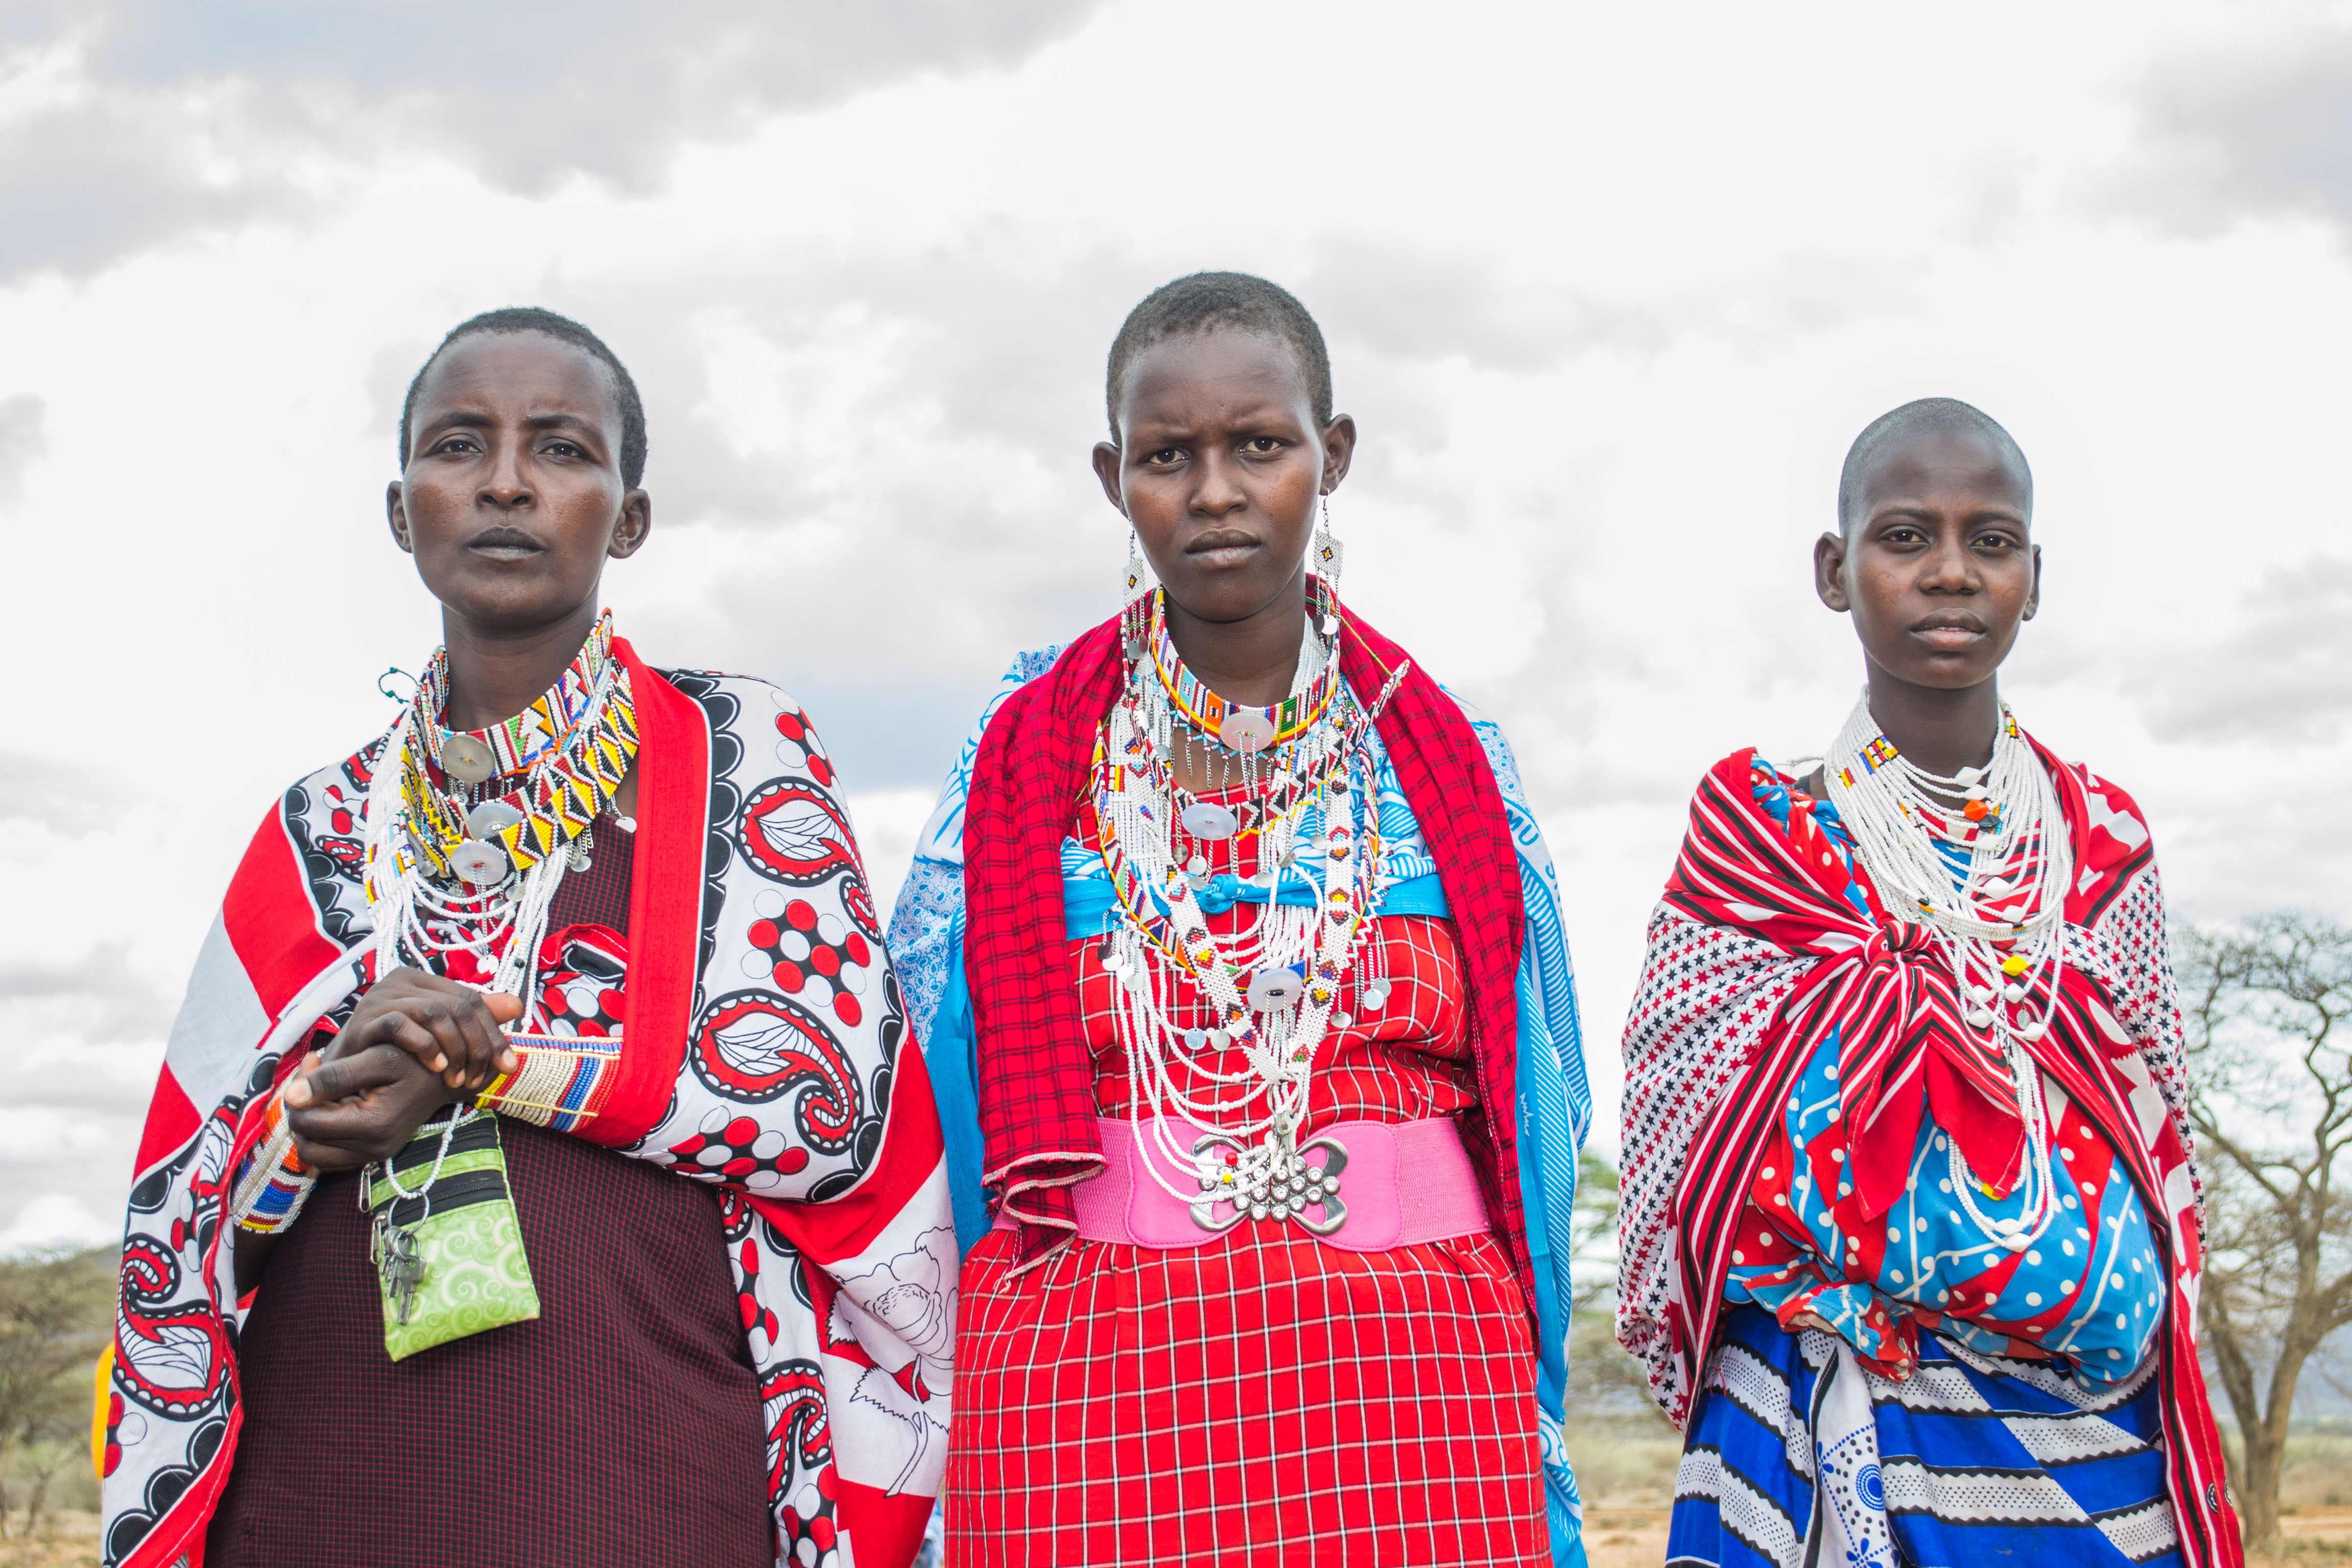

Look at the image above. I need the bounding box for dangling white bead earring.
[1311,494,1343,635]
[1120,526,1153,660]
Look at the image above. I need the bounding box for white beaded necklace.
[1094,608,1395,1215]
[361,649,621,1023]
[1823,693,2073,1254]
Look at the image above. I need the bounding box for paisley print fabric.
[105,638,954,1568]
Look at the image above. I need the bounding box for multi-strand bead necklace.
[1824,694,2074,1254]
[1090,588,1408,1216]
[361,612,638,1025]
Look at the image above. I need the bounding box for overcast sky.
[6,0,2351,1248]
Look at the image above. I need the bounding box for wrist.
[229,1084,318,1233]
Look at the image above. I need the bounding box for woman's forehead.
[1118,328,1314,426]
[415,331,619,421]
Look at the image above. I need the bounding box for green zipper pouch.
[367,1112,541,1361]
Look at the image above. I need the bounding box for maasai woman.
[888,273,1591,1566]
[1619,399,2242,1567]
[104,309,954,1568]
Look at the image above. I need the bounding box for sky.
[5,0,2352,1250]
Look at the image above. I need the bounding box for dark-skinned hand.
[280,969,521,1172]
[282,1043,461,1172]
[305,967,523,1093]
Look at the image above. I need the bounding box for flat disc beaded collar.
[1823,693,2074,1255]
[361,612,638,1016]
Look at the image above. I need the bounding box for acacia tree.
[0,1244,115,1536]
[2176,913,2352,1549]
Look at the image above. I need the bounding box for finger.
[451,993,519,1090]
[290,1135,371,1174]
[282,1051,327,1109]
[484,993,524,1074]
[296,1044,413,1108]
[409,994,490,1091]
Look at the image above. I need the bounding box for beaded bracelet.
[471,1030,622,1133]
[227,1086,316,1234]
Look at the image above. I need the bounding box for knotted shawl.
[1618,739,2242,1567]
[961,596,1536,1304]
[105,641,955,1568]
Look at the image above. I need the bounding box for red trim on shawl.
[1655,743,2242,1568]
[223,804,342,1017]
[580,639,708,1148]
[961,590,1533,1304]
[754,1037,949,1265]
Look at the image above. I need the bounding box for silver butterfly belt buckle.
[1189,1127,1349,1237]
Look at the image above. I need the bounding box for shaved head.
[1839,398,2030,537]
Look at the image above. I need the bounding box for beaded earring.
[1120,526,1153,661]
[1311,495,1343,635]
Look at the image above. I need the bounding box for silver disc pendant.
[1218,710,1276,754]
[440,733,497,784]
[1247,967,1304,1012]
[450,838,507,885]
[1181,802,1240,840]
[465,799,526,838]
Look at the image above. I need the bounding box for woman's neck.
[1162,570,1308,709]
[1865,662,2003,778]
[439,602,602,732]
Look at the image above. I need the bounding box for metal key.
[378,1223,426,1325]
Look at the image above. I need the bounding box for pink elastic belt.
[1000,1115,1491,1253]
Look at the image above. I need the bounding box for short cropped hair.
[1837,397,2030,535]
[398,307,648,489]
[1105,272,1333,437]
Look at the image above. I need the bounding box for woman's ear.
[1814,530,1851,612]
[1092,440,1128,514]
[1320,413,1358,493]
[387,481,414,554]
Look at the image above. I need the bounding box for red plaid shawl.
[961,594,1534,1304]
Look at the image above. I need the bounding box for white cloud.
[4,0,2350,1210]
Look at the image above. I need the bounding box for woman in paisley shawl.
[1617,399,2242,1568]
[104,309,954,1568]
[888,272,1592,1567]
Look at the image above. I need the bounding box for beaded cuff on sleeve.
[228,1088,316,1234]
[471,1030,622,1133]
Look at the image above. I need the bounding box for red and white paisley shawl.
[104,640,953,1568]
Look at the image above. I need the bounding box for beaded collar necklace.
[395,614,638,886]
[362,613,639,1017]
[1147,579,1341,752]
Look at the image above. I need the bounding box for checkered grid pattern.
[946,1224,1544,1566]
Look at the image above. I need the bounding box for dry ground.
[0,1508,97,1568]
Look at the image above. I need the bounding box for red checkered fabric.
[962,594,1530,1301]
[945,912,1543,1566]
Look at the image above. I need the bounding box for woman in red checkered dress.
[888,274,1594,1566]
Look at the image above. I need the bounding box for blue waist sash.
[1061,869,1450,939]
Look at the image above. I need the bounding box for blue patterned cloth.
[1672,1307,2180,1568]
[888,648,1595,1568]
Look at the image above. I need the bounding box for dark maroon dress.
[209,821,773,1568]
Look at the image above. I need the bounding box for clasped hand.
[282,969,524,1172]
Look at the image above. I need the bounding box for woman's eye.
[434,436,479,455]
[1243,437,1282,454]
[545,441,581,459]
[1145,448,1183,465]
[1975,532,2017,551]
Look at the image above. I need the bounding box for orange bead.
[1963,799,1990,821]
